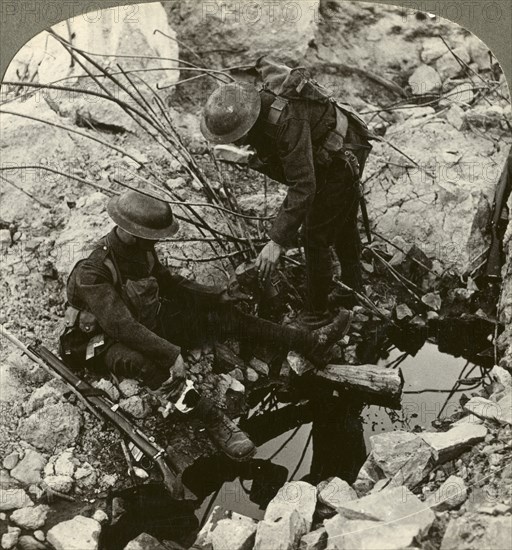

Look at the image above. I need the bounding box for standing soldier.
[201,59,372,328]
[60,190,350,461]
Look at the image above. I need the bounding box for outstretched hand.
[157,355,186,399]
[255,240,283,282]
[219,282,251,304]
[170,354,187,380]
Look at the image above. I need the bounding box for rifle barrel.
[0,325,180,494]
[0,325,102,420]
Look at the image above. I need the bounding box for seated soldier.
[60,190,350,461]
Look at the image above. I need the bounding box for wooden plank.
[315,363,404,398]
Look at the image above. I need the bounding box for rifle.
[360,195,372,244]
[485,149,512,281]
[0,326,187,499]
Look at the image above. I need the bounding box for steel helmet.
[201,82,261,144]
[107,190,179,240]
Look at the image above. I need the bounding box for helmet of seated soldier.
[107,190,179,240]
[201,82,261,145]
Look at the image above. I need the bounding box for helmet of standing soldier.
[201,82,261,145]
[107,190,179,240]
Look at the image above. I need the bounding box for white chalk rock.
[426,475,467,511]
[420,424,488,463]
[10,505,49,530]
[254,510,306,550]
[336,486,435,536]
[409,65,442,95]
[211,515,257,550]
[47,515,101,550]
[318,477,357,510]
[265,481,317,531]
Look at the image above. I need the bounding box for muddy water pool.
[102,341,489,548]
[191,342,486,525]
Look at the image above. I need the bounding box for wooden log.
[315,363,404,399]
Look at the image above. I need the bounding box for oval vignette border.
[0,0,511,88]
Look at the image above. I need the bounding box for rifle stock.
[485,149,511,280]
[486,229,503,280]
[0,325,184,498]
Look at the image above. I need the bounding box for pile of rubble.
[191,365,511,550]
[1,444,109,549]
[1,1,512,549]
[2,363,510,549]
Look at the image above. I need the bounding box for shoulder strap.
[103,257,120,288]
[334,105,349,138]
[265,96,289,138]
[102,232,123,288]
[147,250,156,272]
[268,96,289,125]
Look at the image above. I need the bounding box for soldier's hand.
[159,355,187,400]
[170,354,187,380]
[219,282,251,304]
[255,240,283,282]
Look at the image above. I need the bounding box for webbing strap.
[104,257,119,288]
[268,97,289,125]
[334,105,349,140]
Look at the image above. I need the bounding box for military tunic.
[246,90,368,313]
[63,227,314,386]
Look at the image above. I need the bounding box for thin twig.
[439,36,509,105]
[288,430,312,481]
[375,136,435,180]
[167,249,251,263]
[116,64,163,127]
[371,230,440,277]
[367,248,425,303]
[0,69,216,107]
[47,28,244,108]
[0,174,52,208]
[153,29,204,65]
[47,29,227,82]
[333,277,399,326]
[360,84,500,115]
[0,164,116,195]
[49,37,232,253]
[316,61,407,98]
[0,108,145,166]
[111,177,271,221]
[2,80,154,125]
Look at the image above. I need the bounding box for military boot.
[192,397,256,461]
[308,308,353,366]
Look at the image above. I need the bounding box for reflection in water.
[101,483,198,549]
[307,395,366,485]
[101,391,366,549]
[190,388,367,528]
[101,317,494,548]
